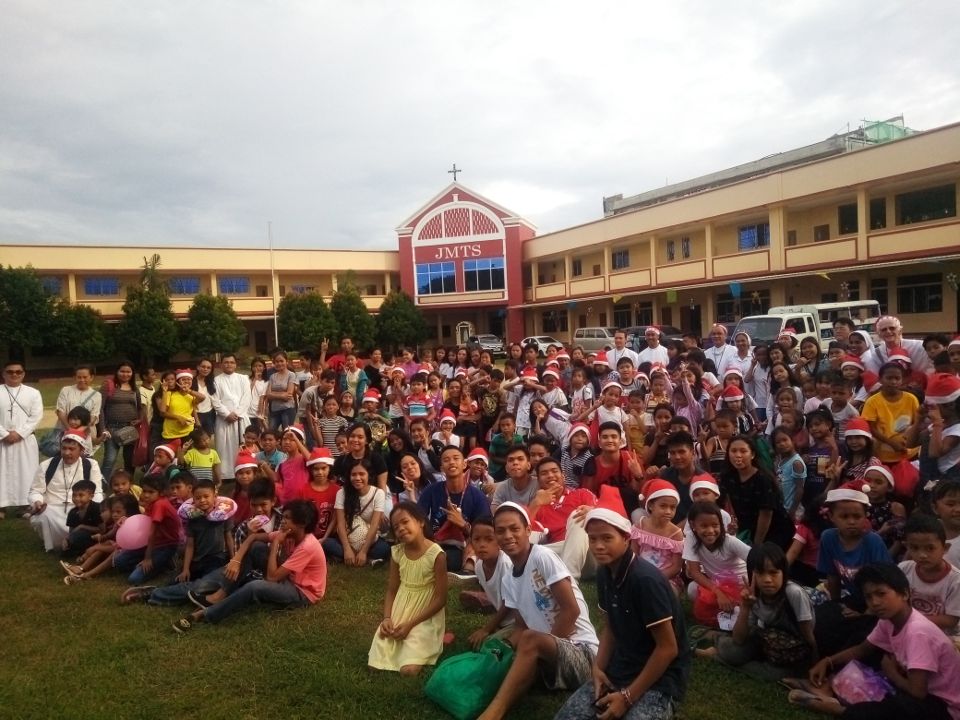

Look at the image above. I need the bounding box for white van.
[572,327,618,352]
[809,300,881,345]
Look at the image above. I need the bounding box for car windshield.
[734,317,784,345]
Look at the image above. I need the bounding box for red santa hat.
[439,409,457,426]
[864,464,895,490]
[542,369,559,380]
[843,417,872,439]
[362,389,381,405]
[234,452,259,471]
[949,336,960,349]
[924,372,960,405]
[840,355,865,371]
[418,362,434,374]
[556,351,571,361]
[826,488,870,505]
[520,366,539,379]
[284,424,306,442]
[155,440,179,458]
[61,429,87,446]
[391,366,406,377]
[585,485,631,534]
[639,479,681,511]
[175,369,194,380]
[723,367,744,379]
[592,352,610,368]
[721,385,745,402]
[887,347,912,365]
[454,367,469,378]
[689,474,721,499]
[861,371,881,393]
[567,423,590,445]
[601,380,623,394]
[466,447,489,466]
[306,447,335,467]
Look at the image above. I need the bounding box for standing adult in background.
[266,351,297,430]
[138,368,157,424]
[99,360,145,480]
[607,330,640,369]
[247,357,268,432]
[192,358,217,435]
[704,324,732,372]
[0,361,43,517]
[637,327,669,368]
[364,348,386,392]
[212,354,251,482]
[718,331,754,379]
[321,336,354,374]
[832,317,855,344]
[54,365,101,438]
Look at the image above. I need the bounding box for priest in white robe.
[0,361,44,514]
[211,354,251,481]
[28,431,104,551]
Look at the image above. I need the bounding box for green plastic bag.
[424,637,514,720]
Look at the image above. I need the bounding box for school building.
[1,117,959,352]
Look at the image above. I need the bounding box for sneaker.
[459,589,494,613]
[187,590,212,610]
[120,586,157,605]
[370,558,386,567]
[447,571,478,586]
[60,560,83,577]
[63,574,84,585]
[171,617,194,634]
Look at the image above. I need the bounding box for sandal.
[171,617,194,634]
[63,574,85,585]
[60,560,83,577]
[787,690,840,708]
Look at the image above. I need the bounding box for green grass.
[0,519,810,720]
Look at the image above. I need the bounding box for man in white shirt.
[28,431,104,551]
[54,365,102,433]
[637,327,670,367]
[0,361,44,515]
[605,331,639,370]
[211,354,251,481]
[704,324,733,371]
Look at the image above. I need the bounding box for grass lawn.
[0,520,810,720]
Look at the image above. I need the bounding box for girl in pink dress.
[631,479,684,594]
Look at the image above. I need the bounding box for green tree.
[114,255,179,366]
[277,292,337,351]
[0,265,56,361]
[376,290,428,351]
[181,294,247,357]
[48,299,113,363]
[330,274,376,351]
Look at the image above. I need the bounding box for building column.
[563,255,572,295]
[210,273,218,296]
[603,246,611,291]
[768,206,786,272]
[704,224,714,279]
[331,273,338,293]
[66,273,77,303]
[648,237,659,322]
[856,188,869,260]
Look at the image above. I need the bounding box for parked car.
[571,327,619,353]
[520,336,565,356]
[622,325,685,352]
[466,334,505,356]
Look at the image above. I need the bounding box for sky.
[1,0,958,251]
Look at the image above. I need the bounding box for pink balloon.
[116,514,153,550]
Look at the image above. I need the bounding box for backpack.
[45,456,93,485]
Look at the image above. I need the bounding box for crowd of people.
[2,318,960,719]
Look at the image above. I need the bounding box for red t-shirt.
[149,496,181,548]
[297,482,339,537]
[277,456,309,506]
[533,488,597,542]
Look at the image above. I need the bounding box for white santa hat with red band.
[391,366,406,376]
[843,418,872,438]
[689,475,721,498]
[466,447,489,465]
[61,430,87,446]
[887,347,912,365]
[155,443,178,458]
[234,452,259,471]
[864,464,895,490]
[950,336,960,349]
[639,479,681,510]
[175,369,193,380]
[601,380,623,394]
[556,351,571,360]
[520,366,539,378]
[721,385,745,402]
[592,352,610,367]
[542,369,559,380]
[723,367,744,379]
[925,373,960,405]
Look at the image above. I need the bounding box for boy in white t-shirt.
[477,502,599,720]
[465,517,514,646]
[900,514,960,638]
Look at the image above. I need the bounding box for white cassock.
[0,383,44,508]
[212,371,251,479]
[637,344,670,368]
[28,457,104,551]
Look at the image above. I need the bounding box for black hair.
[688,501,726,551]
[396,452,431,492]
[878,361,904,378]
[666,430,695,450]
[597,420,622,437]
[408,417,430,431]
[833,317,856,331]
[505,443,529,459]
[827,341,848,352]
[746,543,789,602]
[498,411,516,423]
[670,417,692,431]
[923,333,950,349]
[653,403,675,419]
[471,515,495,534]
[526,434,552,452]
[171,470,196,487]
[536,456,561,473]
[342,458,375,529]
[934,479,960,501]
[140,473,168,493]
[66,406,92,425]
[320,369,337,382]
[410,372,428,385]
[389,500,433,539]
[346,422,373,447]
[248,478,276,501]
[439,444,464,458]
[903,513,947,543]
[190,426,210,442]
[854,562,910,596]
[110,468,132,484]
[805,407,835,429]
[112,361,139,394]
[489,369,504,381]
[72,479,96,494]
[259,429,278,441]
[713,408,737,425]
[193,478,217,493]
[283,499,318,534]
[191,358,217,395]
[111,494,141,517]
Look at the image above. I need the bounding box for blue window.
[168,276,201,295]
[218,276,250,295]
[291,285,315,295]
[415,262,456,295]
[40,276,62,295]
[84,277,120,296]
[738,223,770,251]
[464,257,505,292]
[612,249,630,270]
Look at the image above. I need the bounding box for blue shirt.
[417,481,490,535]
[817,529,892,602]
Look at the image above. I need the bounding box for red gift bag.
[693,574,743,627]
[132,421,150,467]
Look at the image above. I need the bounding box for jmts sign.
[430,244,482,260]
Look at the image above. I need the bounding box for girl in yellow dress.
[368,501,448,675]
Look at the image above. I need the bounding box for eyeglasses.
[4,370,24,375]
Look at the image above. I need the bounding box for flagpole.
[269,221,279,347]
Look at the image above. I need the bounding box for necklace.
[63,460,82,510]
[4,384,23,421]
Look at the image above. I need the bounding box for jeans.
[203,579,308,624]
[148,566,225,606]
[63,528,96,557]
[270,407,297,431]
[113,544,178,584]
[101,433,134,487]
[554,683,675,720]
[321,536,390,563]
[197,410,216,435]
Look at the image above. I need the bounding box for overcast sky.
[2,1,958,251]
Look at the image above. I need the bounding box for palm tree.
[139,253,168,295]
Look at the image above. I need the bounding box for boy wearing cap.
[478,502,599,720]
[554,502,689,720]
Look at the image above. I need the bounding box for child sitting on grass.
[171,499,327,632]
[787,563,960,719]
[61,479,101,557]
[368,502,447,675]
[113,474,182,585]
[61,495,140,584]
[464,516,514,644]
